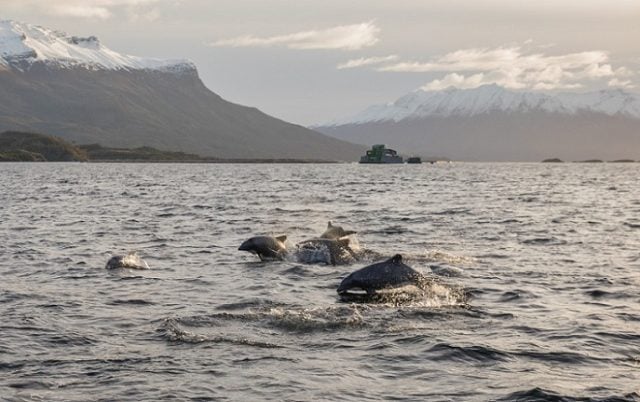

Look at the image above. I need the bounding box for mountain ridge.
[322,84,640,126]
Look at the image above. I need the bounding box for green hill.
[0,132,337,163]
[0,131,88,161]
[79,144,208,161]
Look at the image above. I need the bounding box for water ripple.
[1,163,640,401]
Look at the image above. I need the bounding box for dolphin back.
[337,254,423,294]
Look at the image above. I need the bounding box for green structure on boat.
[359,144,404,164]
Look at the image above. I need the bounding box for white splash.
[121,251,150,270]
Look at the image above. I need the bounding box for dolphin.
[295,237,358,265]
[337,254,425,296]
[106,252,150,270]
[320,221,357,240]
[238,235,288,261]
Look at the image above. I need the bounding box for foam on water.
[419,249,477,266]
[340,279,467,308]
[121,251,150,269]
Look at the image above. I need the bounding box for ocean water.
[1,162,639,401]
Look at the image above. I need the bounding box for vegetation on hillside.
[0,131,88,161]
[0,149,47,162]
[0,131,337,163]
[79,144,208,161]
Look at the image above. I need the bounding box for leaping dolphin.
[238,235,288,261]
[296,237,358,265]
[320,221,357,240]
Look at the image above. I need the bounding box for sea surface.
[1,162,639,401]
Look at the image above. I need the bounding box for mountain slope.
[0,21,363,160]
[316,85,640,161]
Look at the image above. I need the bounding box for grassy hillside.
[0,131,87,161]
[0,131,206,162]
[79,144,208,161]
[0,131,340,162]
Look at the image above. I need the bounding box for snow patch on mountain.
[325,84,640,126]
[0,20,194,73]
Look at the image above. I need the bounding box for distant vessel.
[406,157,422,164]
[359,144,403,164]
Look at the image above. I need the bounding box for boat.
[359,144,403,164]
[406,157,422,164]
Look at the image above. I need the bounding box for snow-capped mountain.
[0,20,194,73]
[326,84,640,126]
[0,20,363,160]
[316,85,640,161]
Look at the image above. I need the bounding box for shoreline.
[85,159,343,164]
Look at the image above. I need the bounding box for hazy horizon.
[1,0,638,125]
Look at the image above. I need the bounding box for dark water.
[1,162,639,401]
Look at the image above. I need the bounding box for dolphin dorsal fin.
[327,221,333,228]
[391,254,402,264]
[276,235,287,242]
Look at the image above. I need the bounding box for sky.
[1,0,639,125]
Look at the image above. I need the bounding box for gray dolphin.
[238,235,288,261]
[320,221,357,240]
[296,237,358,265]
[106,252,150,270]
[337,254,425,296]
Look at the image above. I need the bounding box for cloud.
[210,22,380,51]
[352,44,635,91]
[50,4,113,19]
[380,47,524,73]
[337,55,398,69]
[608,78,635,89]
[6,0,165,20]
[613,67,634,78]
[421,73,488,91]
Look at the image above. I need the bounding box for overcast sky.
[2,0,639,125]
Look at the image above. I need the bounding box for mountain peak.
[324,85,640,126]
[0,20,195,73]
